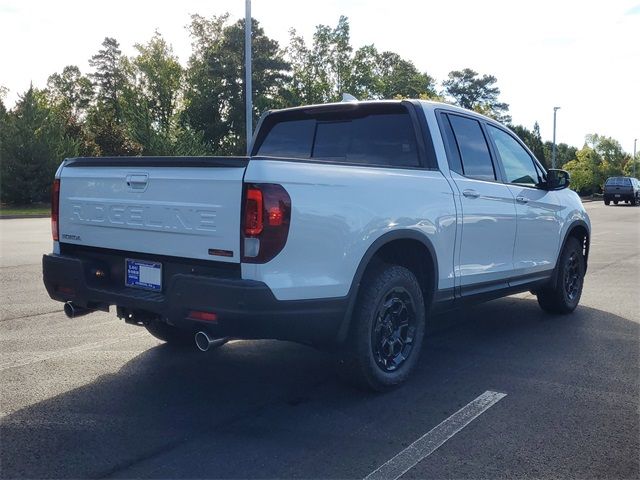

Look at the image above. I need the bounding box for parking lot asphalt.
[0,201,638,479]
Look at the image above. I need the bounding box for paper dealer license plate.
[126,259,162,291]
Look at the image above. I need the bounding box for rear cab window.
[254,103,423,168]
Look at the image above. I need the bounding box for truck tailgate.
[58,158,247,263]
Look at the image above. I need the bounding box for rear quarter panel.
[242,159,457,301]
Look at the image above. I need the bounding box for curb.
[0,214,50,220]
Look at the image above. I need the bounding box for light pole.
[634,138,637,178]
[552,106,561,169]
[245,0,252,155]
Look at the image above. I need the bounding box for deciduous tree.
[182,15,289,154]
[133,32,182,133]
[46,66,94,118]
[443,68,510,122]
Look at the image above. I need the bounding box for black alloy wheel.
[563,251,581,302]
[339,264,426,391]
[537,237,584,314]
[371,287,417,372]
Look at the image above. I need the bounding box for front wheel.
[339,264,426,391]
[537,237,585,314]
[604,199,610,205]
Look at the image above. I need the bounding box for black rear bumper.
[42,252,347,346]
[604,191,636,201]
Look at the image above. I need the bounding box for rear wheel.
[614,200,619,205]
[144,321,193,347]
[604,199,610,205]
[339,264,426,391]
[537,237,584,314]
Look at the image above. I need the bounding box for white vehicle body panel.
[242,159,457,300]
[449,172,517,286]
[507,186,563,275]
[58,165,244,262]
[555,188,591,251]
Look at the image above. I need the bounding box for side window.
[487,125,541,187]
[447,114,496,181]
[256,119,314,158]
[438,113,463,175]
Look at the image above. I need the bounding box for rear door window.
[446,114,496,181]
[438,113,464,175]
[255,107,420,168]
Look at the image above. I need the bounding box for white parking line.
[364,390,507,480]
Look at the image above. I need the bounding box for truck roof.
[264,99,500,125]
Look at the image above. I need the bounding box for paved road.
[1,202,638,479]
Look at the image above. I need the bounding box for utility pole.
[245,0,252,155]
[552,106,561,169]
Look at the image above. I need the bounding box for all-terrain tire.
[339,264,426,391]
[537,237,585,314]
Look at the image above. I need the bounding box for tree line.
[0,15,636,204]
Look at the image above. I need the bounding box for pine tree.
[89,37,125,122]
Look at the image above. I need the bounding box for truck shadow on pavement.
[1,297,639,479]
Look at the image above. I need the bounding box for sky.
[1,0,639,152]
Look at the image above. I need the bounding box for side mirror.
[546,169,570,190]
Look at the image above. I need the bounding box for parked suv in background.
[604,176,639,206]
[43,100,591,391]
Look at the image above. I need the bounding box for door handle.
[462,189,480,199]
[516,196,529,203]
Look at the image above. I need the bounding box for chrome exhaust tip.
[194,331,227,352]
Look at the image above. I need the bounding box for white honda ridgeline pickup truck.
[43,100,591,390]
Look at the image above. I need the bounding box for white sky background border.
[0,0,638,152]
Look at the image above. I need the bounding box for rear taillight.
[241,183,291,263]
[51,179,60,241]
[244,188,264,236]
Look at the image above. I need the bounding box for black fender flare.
[335,229,439,343]
[551,219,590,288]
